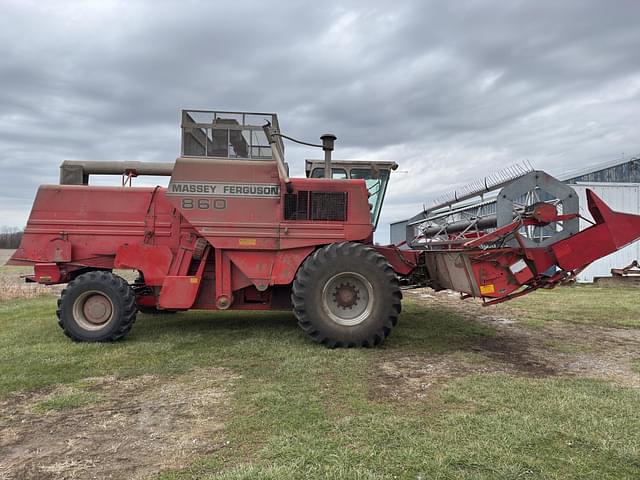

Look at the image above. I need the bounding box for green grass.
[188,377,639,480]
[497,284,640,328]
[1,288,639,479]
[0,299,493,396]
[33,389,101,413]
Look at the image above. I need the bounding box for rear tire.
[292,242,402,347]
[56,271,137,342]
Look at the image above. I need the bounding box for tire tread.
[291,242,402,348]
[56,271,137,342]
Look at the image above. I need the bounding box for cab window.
[351,168,390,228]
[310,168,348,179]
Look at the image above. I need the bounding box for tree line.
[0,227,23,249]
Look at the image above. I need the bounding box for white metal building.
[572,182,640,282]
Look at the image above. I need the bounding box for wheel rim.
[321,272,374,326]
[72,290,115,331]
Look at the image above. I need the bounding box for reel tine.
[427,162,535,213]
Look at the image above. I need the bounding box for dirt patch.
[375,289,640,399]
[0,367,237,480]
[470,333,557,377]
[525,322,640,388]
[376,353,513,400]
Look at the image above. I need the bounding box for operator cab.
[179,109,396,229]
[181,110,284,160]
[305,160,398,228]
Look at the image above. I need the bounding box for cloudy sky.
[1,0,639,241]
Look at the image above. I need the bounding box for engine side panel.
[166,156,374,250]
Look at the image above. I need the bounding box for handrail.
[262,123,292,193]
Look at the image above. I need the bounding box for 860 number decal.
[181,198,227,210]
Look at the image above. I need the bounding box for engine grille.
[284,191,309,220]
[284,191,347,221]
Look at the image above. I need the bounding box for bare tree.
[0,226,24,249]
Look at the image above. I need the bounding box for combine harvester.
[9,110,640,347]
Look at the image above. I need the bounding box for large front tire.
[292,242,402,347]
[56,271,138,342]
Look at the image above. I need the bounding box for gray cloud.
[1,0,639,242]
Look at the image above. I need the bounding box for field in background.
[1,263,639,479]
[0,251,137,301]
[0,250,60,301]
[0,249,15,265]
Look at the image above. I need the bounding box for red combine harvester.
[9,110,640,347]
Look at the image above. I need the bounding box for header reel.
[407,165,580,250]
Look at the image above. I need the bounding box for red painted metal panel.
[44,238,72,263]
[374,246,419,276]
[552,190,640,271]
[225,251,274,291]
[165,158,374,252]
[114,244,173,286]
[158,247,210,309]
[166,158,281,250]
[271,247,315,284]
[159,276,201,309]
[9,185,177,268]
[33,263,63,284]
